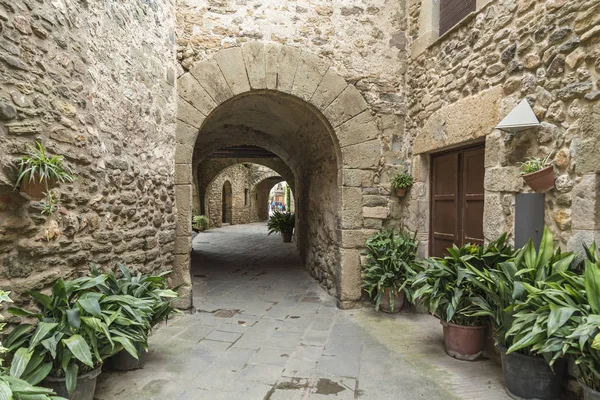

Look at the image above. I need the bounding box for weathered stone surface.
[324,85,368,128]
[311,69,348,111]
[177,97,206,128]
[214,47,251,95]
[178,73,217,116]
[335,111,379,148]
[189,60,233,104]
[291,52,329,102]
[572,175,600,230]
[0,102,16,120]
[341,140,381,169]
[484,167,523,192]
[362,206,389,219]
[241,41,266,90]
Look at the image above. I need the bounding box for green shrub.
[391,172,414,189]
[267,211,295,234]
[361,229,419,312]
[193,215,209,231]
[519,155,552,175]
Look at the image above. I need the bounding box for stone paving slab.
[96,223,510,400]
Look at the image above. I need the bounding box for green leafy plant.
[413,234,515,326]
[41,191,60,216]
[465,227,575,352]
[6,275,152,394]
[361,229,419,312]
[0,291,65,400]
[192,215,209,231]
[267,211,295,234]
[391,172,414,189]
[519,154,552,176]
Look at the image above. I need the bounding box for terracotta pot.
[395,187,407,197]
[440,320,486,361]
[379,288,405,313]
[281,231,293,242]
[107,342,148,371]
[499,346,565,400]
[582,382,600,400]
[522,165,555,193]
[19,176,55,201]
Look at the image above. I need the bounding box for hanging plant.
[390,172,414,198]
[14,141,75,211]
[519,155,554,193]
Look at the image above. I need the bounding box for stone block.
[484,167,523,192]
[483,192,506,242]
[341,140,381,170]
[341,229,378,249]
[575,104,600,174]
[174,144,193,164]
[572,174,600,230]
[362,206,389,219]
[174,235,192,254]
[242,42,266,89]
[177,97,206,128]
[291,52,329,102]
[276,46,301,93]
[171,254,193,310]
[174,164,191,185]
[484,132,505,167]
[414,86,502,154]
[337,248,361,301]
[265,42,282,90]
[342,169,373,187]
[362,195,388,207]
[363,218,383,229]
[324,85,368,128]
[335,111,380,148]
[310,69,348,111]
[567,230,600,258]
[177,73,217,116]
[176,120,198,145]
[214,47,251,95]
[175,184,192,214]
[341,187,363,229]
[189,60,233,104]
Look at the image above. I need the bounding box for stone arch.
[173,41,382,309]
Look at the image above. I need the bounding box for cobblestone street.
[96,223,510,399]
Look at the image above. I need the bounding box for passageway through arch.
[173,42,382,310]
[221,181,232,224]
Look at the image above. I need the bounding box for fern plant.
[391,172,414,189]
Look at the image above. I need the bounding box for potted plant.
[0,291,66,400]
[267,211,295,242]
[94,264,179,371]
[361,229,418,313]
[519,155,554,192]
[192,215,209,232]
[6,275,151,400]
[14,141,75,204]
[391,172,414,198]
[465,227,573,399]
[412,235,515,360]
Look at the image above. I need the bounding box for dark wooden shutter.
[439,0,476,36]
[430,144,485,257]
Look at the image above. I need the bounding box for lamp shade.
[495,99,540,133]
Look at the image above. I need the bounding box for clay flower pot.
[440,320,486,361]
[395,188,407,198]
[522,165,554,193]
[379,288,405,313]
[281,231,293,243]
[19,175,55,201]
[43,367,102,400]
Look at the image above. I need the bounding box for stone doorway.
[172,42,384,310]
[221,181,233,224]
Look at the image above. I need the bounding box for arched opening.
[221,180,232,224]
[173,43,381,310]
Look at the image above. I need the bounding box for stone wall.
[405,0,600,253]
[0,0,177,303]
[204,163,282,227]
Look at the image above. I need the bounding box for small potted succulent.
[267,211,295,242]
[192,215,209,232]
[361,229,418,313]
[519,155,554,192]
[391,172,414,198]
[14,141,74,207]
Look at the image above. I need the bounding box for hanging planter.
[391,172,413,199]
[18,174,56,201]
[519,155,554,193]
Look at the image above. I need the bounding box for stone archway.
[173,42,382,309]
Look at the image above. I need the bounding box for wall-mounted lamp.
[496,99,541,137]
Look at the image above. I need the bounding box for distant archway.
[221,181,232,224]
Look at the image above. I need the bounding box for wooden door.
[430,144,485,257]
